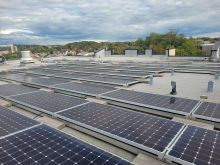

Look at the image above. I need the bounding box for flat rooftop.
[0,57,220,165]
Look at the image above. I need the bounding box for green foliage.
[176,39,203,56]
[2,52,21,60]
[15,32,218,56]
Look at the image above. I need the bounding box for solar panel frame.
[8,91,89,116]
[0,84,38,98]
[165,125,220,165]
[51,82,118,97]
[109,71,150,78]
[101,89,200,116]
[56,102,185,157]
[80,75,139,86]
[193,102,220,123]
[23,77,71,88]
[51,72,91,80]
[0,124,131,165]
[25,69,64,76]
[0,105,40,138]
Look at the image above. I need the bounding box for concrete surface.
[172,117,214,130]
[0,59,43,71]
[0,80,8,85]
[39,88,54,92]
[36,116,65,130]
[0,98,12,107]
[86,97,107,104]
[61,127,136,162]
[129,73,220,103]
[132,154,167,165]
[1,58,220,165]
[8,106,39,119]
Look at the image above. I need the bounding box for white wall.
[105,50,112,56]
[125,50,138,56]
[145,49,153,56]
[95,49,105,58]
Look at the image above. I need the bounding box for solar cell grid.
[0,84,37,97]
[166,126,220,165]
[53,82,116,96]
[9,91,88,114]
[82,75,137,85]
[108,71,149,78]
[25,77,70,86]
[0,73,35,82]
[57,102,184,155]
[0,106,39,137]
[193,102,220,122]
[28,69,63,75]
[102,89,199,115]
[0,125,131,165]
[52,72,90,79]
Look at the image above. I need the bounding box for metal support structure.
[170,81,177,95]
[149,75,153,85]
[207,81,214,92]
[214,72,219,80]
[171,69,175,76]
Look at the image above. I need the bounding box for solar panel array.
[101,89,199,115]
[0,105,39,137]
[9,91,88,114]
[57,102,184,156]
[166,126,220,165]
[52,82,116,96]
[109,71,150,78]
[0,125,131,165]
[0,84,38,97]
[0,73,37,82]
[52,72,90,79]
[81,75,138,86]
[193,102,220,122]
[25,77,70,86]
[0,72,72,88]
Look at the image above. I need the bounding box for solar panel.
[193,102,220,122]
[0,73,37,82]
[25,77,70,87]
[166,126,220,165]
[27,69,63,76]
[0,125,131,165]
[9,91,88,114]
[101,89,199,115]
[52,82,117,96]
[0,84,38,97]
[0,105,39,138]
[52,72,90,79]
[57,102,184,156]
[81,75,138,86]
[109,71,150,78]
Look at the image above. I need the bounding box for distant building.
[124,49,138,56]
[166,48,176,56]
[145,49,153,56]
[210,41,220,62]
[0,44,17,55]
[201,41,214,56]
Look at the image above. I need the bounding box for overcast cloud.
[0,0,220,44]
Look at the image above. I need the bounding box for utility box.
[20,51,34,64]
[105,50,112,56]
[166,48,176,56]
[125,49,138,56]
[145,49,153,56]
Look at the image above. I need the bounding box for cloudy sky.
[0,0,220,44]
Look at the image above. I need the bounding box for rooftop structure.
[0,57,220,165]
[0,44,17,55]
